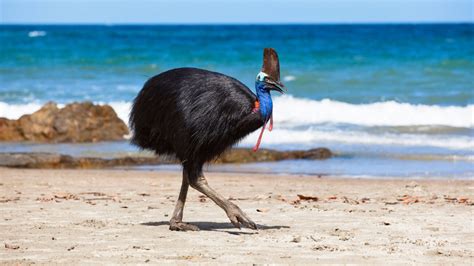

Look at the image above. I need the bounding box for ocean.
[0,24,473,178]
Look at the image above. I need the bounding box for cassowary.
[129,48,285,231]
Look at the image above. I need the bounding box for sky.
[0,0,472,24]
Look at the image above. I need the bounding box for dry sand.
[0,168,473,264]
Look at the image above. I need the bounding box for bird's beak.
[266,78,286,94]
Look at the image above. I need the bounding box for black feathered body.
[130,68,264,165]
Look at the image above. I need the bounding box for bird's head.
[255,48,286,94]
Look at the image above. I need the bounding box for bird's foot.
[169,220,200,231]
[226,205,258,230]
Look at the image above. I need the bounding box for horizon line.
[1,21,473,26]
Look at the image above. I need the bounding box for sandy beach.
[0,168,472,264]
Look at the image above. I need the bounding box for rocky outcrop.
[216,148,332,163]
[0,148,332,169]
[0,102,128,142]
[0,153,167,169]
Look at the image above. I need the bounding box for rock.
[0,153,63,167]
[0,102,128,142]
[0,147,333,169]
[0,118,24,141]
[216,147,332,163]
[300,148,333,159]
[0,152,170,168]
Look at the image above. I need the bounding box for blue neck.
[255,81,273,122]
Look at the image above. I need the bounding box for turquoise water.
[0,24,473,178]
[1,24,473,105]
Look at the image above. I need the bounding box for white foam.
[283,75,296,82]
[1,97,472,151]
[239,127,473,151]
[0,102,43,119]
[28,31,46,38]
[105,101,131,125]
[272,95,473,128]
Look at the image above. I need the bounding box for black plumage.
[129,48,284,231]
[130,68,263,165]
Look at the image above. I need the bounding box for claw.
[169,221,200,231]
[226,206,258,230]
[230,217,241,230]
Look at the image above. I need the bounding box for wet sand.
[0,168,473,264]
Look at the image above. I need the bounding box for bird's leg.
[268,113,273,131]
[188,168,257,230]
[169,169,199,231]
[252,121,267,152]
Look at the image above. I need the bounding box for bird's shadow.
[140,221,289,235]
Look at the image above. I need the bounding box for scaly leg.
[252,121,267,152]
[188,167,257,230]
[269,114,273,131]
[169,169,199,231]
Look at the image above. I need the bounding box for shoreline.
[1,168,472,263]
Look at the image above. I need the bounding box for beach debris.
[274,195,288,202]
[79,192,107,197]
[342,196,359,205]
[443,195,457,201]
[330,228,354,241]
[309,236,322,242]
[199,195,207,202]
[457,197,469,204]
[138,193,150,197]
[382,222,391,226]
[36,196,54,202]
[312,245,339,252]
[67,246,76,251]
[256,208,269,213]
[328,195,337,200]
[398,195,420,204]
[132,245,151,250]
[442,195,472,204]
[291,236,302,243]
[4,243,20,250]
[360,197,370,203]
[54,192,79,200]
[297,194,319,201]
[0,197,20,203]
[290,199,301,205]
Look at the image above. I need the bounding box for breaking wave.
[272,95,473,128]
[1,96,472,151]
[28,31,47,38]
